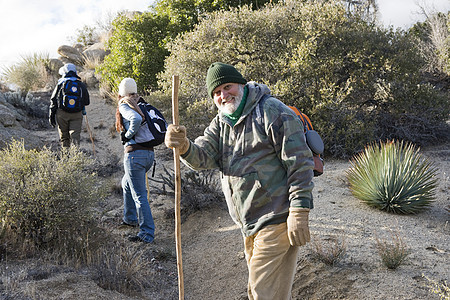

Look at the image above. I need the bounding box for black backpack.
[137,101,168,147]
[60,79,83,113]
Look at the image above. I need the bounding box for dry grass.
[375,231,410,269]
[309,234,347,266]
[109,124,117,138]
[82,54,102,71]
[90,244,152,296]
[423,274,450,300]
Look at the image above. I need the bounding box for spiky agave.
[346,140,438,214]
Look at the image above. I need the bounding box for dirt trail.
[9,89,450,299]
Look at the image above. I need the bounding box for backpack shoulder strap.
[255,94,272,128]
[288,105,313,131]
[299,113,313,131]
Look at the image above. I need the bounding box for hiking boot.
[120,221,138,228]
[128,235,152,244]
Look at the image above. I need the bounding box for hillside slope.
[2,89,448,300]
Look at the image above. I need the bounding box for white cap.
[118,78,137,96]
[58,63,77,76]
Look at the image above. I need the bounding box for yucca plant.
[346,140,438,214]
[1,52,57,93]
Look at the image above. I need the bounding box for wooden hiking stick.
[84,114,96,156]
[171,75,184,299]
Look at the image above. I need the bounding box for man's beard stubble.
[220,85,244,115]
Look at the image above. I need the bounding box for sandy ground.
[2,89,449,299]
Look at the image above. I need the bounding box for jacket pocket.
[227,172,273,225]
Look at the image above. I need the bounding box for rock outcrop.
[55,42,109,89]
[57,45,84,65]
[82,42,110,62]
[0,92,47,149]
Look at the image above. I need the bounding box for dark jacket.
[49,71,90,114]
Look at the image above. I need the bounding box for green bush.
[346,140,438,214]
[0,140,106,252]
[97,12,171,95]
[97,0,275,96]
[70,24,100,47]
[159,0,449,157]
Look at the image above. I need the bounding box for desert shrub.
[1,53,59,93]
[0,140,106,256]
[70,24,100,47]
[423,275,450,300]
[309,234,347,266]
[91,245,152,295]
[151,165,224,219]
[159,0,449,157]
[375,231,410,269]
[347,140,438,214]
[375,82,449,145]
[410,11,450,76]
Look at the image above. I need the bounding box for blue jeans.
[122,150,155,243]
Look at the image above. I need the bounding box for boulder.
[0,92,47,150]
[49,59,64,72]
[0,125,45,150]
[84,42,105,51]
[82,42,110,64]
[74,43,84,53]
[57,45,84,65]
[0,104,17,127]
[79,70,99,88]
[0,92,27,123]
[83,48,109,62]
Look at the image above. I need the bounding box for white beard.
[219,85,244,115]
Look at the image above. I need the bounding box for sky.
[0,0,449,70]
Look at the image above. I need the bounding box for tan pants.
[244,222,300,300]
[56,109,83,147]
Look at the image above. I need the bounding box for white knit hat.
[118,78,137,96]
[58,63,77,76]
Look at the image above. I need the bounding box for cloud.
[0,0,448,70]
[0,0,152,68]
[377,0,449,29]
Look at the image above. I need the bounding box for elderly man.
[165,62,314,300]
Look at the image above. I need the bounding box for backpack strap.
[288,105,313,132]
[256,94,270,121]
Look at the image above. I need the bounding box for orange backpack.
[288,106,324,176]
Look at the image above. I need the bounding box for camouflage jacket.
[181,82,314,237]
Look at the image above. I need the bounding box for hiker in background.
[115,78,155,244]
[49,63,90,147]
[165,62,315,300]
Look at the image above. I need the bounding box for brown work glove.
[165,124,190,155]
[287,207,311,246]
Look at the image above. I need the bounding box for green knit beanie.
[206,62,247,98]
